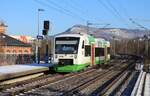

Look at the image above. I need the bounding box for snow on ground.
[0,63,53,74]
[144,73,150,96]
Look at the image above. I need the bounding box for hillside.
[58,25,148,40]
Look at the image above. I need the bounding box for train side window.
[100,48,104,56]
[85,45,91,56]
[95,48,100,57]
[95,48,104,56]
[82,41,84,49]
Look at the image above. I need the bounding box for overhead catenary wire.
[65,0,103,22]
[129,18,150,31]
[105,0,125,20]
[97,0,131,28]
[97,0,119,19]
[57,0,91,21]
[129,18,150,30]
[45,0,86,21]
[113,1,138,29]
[34,0,86,22]
[114,0,131,19]
[132,18,150,22]
[57,0,88,16]
[105,0,132,28]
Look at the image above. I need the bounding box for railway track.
[61,60,135,96]
[0,61,103,91]
[0,68,98,96]
[93,61,136,96]
[20,69,104,96]
[21,60,132,96]
[0,59,135,96]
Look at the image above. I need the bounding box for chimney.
[0,22,7,33]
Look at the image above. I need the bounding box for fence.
[0,54,34,66]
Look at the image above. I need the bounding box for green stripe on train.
[54,60,106,72]
[54,64,89,72]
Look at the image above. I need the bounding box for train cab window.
[82,41,84,49]
[85,45,91,56]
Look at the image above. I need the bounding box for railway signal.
[43,21,50,36]
[42,29,48,36]
[44,20,49,30]
[43,20,50,63]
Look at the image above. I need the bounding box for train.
[53,33,110,72]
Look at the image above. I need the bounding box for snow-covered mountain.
[57,25,148,41]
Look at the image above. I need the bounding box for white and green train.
[53,33,110,72]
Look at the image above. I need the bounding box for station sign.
[37,35,43,40]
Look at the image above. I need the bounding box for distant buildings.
[0,33,32,55]
[0,22,32,55]
[11,35,34,43]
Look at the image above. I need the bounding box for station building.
[0,22,33,65]
[0,33,32,55]
[0,22,32,55]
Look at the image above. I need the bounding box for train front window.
[55,37,80,54]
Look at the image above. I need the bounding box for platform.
[144,73,150,96]
[0,63,53,81]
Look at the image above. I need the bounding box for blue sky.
[0,0,150,37]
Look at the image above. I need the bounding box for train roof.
[55,33,110,45]
[55,33,85,38]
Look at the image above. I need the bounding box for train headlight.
[74,54,77,59]
[55,55,58,59]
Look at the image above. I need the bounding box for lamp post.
[35,9,44,64]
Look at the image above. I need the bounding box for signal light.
[42,29,48,35]
[44,21,49,30]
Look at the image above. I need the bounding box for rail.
[131,71,144,96]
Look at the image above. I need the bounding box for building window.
[24,50,28,54]
[6,50,10,53]
[13,50,16,53]
[19,50,22,54]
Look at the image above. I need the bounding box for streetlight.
[36,8,44,64]
[38,9,44,35]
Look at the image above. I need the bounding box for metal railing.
[0,54,34,66]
